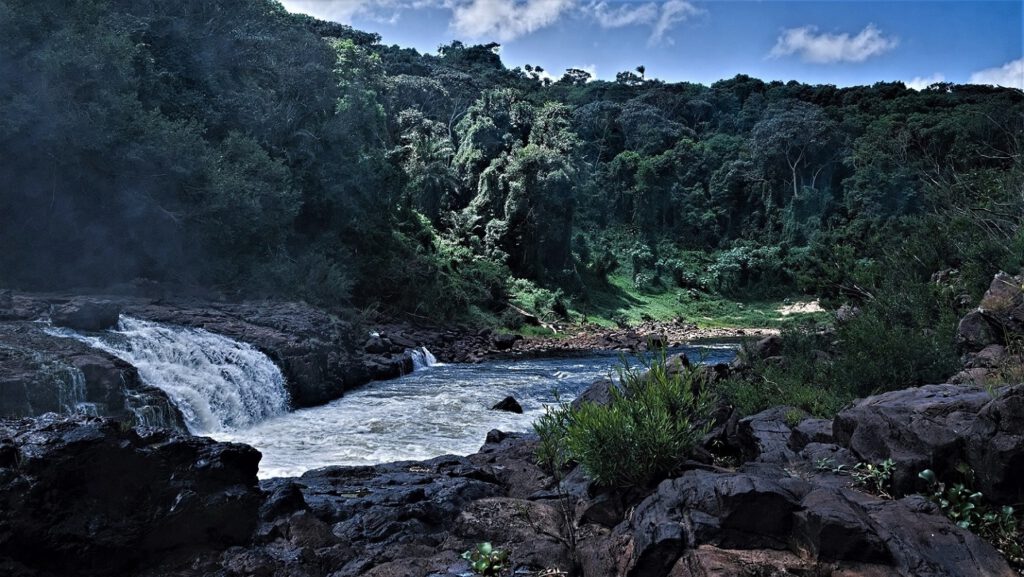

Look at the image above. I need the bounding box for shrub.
[535,353,715,488]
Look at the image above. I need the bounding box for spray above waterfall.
[50,317,290,434]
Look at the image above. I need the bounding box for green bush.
[535,353,715,488]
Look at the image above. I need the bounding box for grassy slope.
[572,274,827,329]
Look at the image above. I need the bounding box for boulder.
[789,417,834,452]
[492,333,522,351]
[833,385,985,494]
[979,272,1024,336]
[50,299,121,331]
[956,310,1000,353]
[736,406,800,464]
[572,377,621,410]
[451,497,572,572]
[490,395,523,414]
[0,416,262,577]
[965,385,1024,505]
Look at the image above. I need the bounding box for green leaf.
[478,542,493,556]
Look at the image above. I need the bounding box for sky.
[278,0,1024,89]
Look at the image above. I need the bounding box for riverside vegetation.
[1,0,1024,575]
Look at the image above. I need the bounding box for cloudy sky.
[278,0,1023,89]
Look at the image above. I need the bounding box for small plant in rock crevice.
[462,542,509,576]
[919,468,1023,569]
[851,458,896,499]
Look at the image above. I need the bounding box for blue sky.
[278,0,1024,89]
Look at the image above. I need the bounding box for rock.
[571,377,621,410]
[736,406,800,464]
[965,385,1024,505]
[490,395,523,414]
[50,299,121,331]
[833,384,994,499]
[0,415,262,577]
[451,497,572,572]
[0,323,184,429]
[364,335,389,354]
[949,368,991,385]
[752,335,782,359]
[979,271,1024,336]
[492,333,522,351]
[789,417,834,451]
[966,344,1007,368]
[792,488,891,563]
[835,304,861,323]
[956,310,1000,353]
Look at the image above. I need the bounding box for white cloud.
[590,1,659,28]
[969,58,1024,90]
[450,0,576,42]
[769,24,898,63]
[587,0,700,46]
[905,73,945,90]
[278,0,374,23]
[650,0,700,45]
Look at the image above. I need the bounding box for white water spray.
[51,317,290,434]
[410,347,437,370]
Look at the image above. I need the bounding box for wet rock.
[966,385,1024,505]
[571,377,621,410]
[490,396,523,414]
[451,497,572,572]
[364,335,389,354]
[50,299,121,331]
[0,323,184,428]
[492,333,522,351]
[0,415,261,577]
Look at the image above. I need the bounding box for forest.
[1,0,1022,387]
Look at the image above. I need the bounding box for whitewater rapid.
[49,316,290,434]
[215,345,738,478]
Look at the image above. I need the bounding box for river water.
[215,345,738,478]
[51,316,738,479]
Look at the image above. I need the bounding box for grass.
[572,274,827,329]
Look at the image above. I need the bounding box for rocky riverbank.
[0,291,763,428]
[0,380,1021,577]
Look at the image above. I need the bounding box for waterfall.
[410,347,438,371]
[51,316,290,434]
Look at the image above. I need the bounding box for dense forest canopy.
[1,0,1021,322]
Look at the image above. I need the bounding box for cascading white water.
[410,347,437,370]
[51,316,290,434]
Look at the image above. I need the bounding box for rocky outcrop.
[0,398,1018,577]
[834,384,1024,505]
[49,299,121,331]
[491,395,523,413]
[0,415,262,577]
[0,322,184,429]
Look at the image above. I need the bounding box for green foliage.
[919,469,1023,567]
[535,353,715,488]
[461,542,509,576]
[851,459,896,499]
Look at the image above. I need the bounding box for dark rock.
[966,385,1024,505]
[792,488,891,563]
[492,333,522,351]
[833,384,994,498]
[0,416,261,577]
[490,395,523,414]
[50,299,121,331]
[956,310,1000,353]
[736,406,800,464]
[789,417,833,451]
[979,271,1024,336]
[364,335,389,354]
[752,335,782,359]
[0,323,184,429]
[451,497,572,572]
[571,377,621,410]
